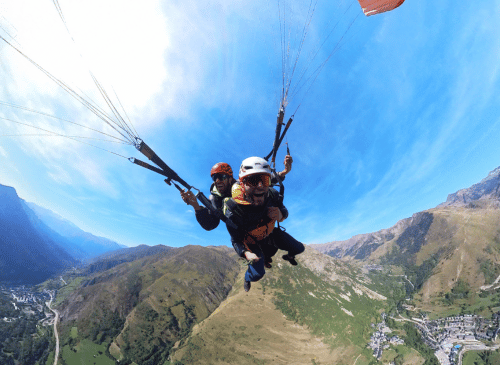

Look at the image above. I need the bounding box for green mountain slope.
[57,245,240,365]
[312,166,500,319]
[49,244,435,365]
[170,247,390,365]
[337,206,500,318]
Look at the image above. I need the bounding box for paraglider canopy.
[357,0,405,16]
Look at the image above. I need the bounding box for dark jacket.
[194,173,285,231]
[223,187,288,257]
[194,183,232,231]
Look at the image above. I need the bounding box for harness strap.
[224,194,278,254]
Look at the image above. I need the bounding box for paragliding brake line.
[130,137,237,229]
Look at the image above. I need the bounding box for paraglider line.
[283,0,318,107]
[112,87,140,139]
[0,101,130,143]
[290,10,361,111]
[48,1,140,144]
[0,116,130,145]
[0,116,130,158]
[0,35,138,146]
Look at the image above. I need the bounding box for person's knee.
[253,272,265,281]
[287,237,304,256]
[254,265,266,281]
[248,262,266,282]
[295,242,305,255]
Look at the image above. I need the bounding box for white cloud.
[47,165,73,185]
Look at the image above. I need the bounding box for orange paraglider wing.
[357,0,405,16]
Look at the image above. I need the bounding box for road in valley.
[46,295,60,365]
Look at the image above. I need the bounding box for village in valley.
[369,312,500,364]
[3,284,500,365]
[0,285,57,327]
[368,313,405,361]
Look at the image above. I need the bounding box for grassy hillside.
[38,244,446,365]
[170,271,335,365]
[360,207,500,318]
[56,245,240,365]
[171,247,389,365]
[49,244,451,365]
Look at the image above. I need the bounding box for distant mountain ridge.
[311,165,500,314]
[311,166,500,260]
[438,166,500,208]
[0,184,77,284]
[25,201,126,261]
[309,215,415,260]
[83,244,173,275]
[0,183,126,284]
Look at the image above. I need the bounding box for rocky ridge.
[312,166,500,260]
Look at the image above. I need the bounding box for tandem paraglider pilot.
[223,157,304,292]
[180,162,236,231]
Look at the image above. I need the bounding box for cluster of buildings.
[1,285,55,325]
[381,313,500,365]
[368,314,405,361]
[420,314,500,348]
[367,312,500,364]
[447,344,461,365]
[419,314,500,364]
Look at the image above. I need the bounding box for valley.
[3,167,500,364]
[2,246,500,365]
[390,312,500,365]
[1,285,55,324]
[0,285,57,364]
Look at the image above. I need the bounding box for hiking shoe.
[264,256,272,268]
[244,280,251,292]
[282,254,298,266]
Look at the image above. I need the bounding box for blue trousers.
[244,228,305,282]
[244,249,266,282]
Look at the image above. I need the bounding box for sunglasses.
[243,174,271,187]
[212,173,229,182]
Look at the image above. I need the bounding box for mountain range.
[0,184,76,284]
[311,165,500,315]
[52,243,388,365]
[0,183,125,284]
[311,166,500,260]
[4,166,500,364]
[24,201,126,260]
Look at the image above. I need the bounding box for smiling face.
[242,173,271,206]
[212,173,232,196]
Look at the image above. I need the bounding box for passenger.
[223,157,304,292]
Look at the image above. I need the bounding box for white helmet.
[239,157,272,179]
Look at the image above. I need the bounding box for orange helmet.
[210,162,233,177]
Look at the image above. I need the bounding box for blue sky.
[1,0,500,248]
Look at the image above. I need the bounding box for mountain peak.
[438,165,500,208]
[0,183,19,197]
[484,166,500,181]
